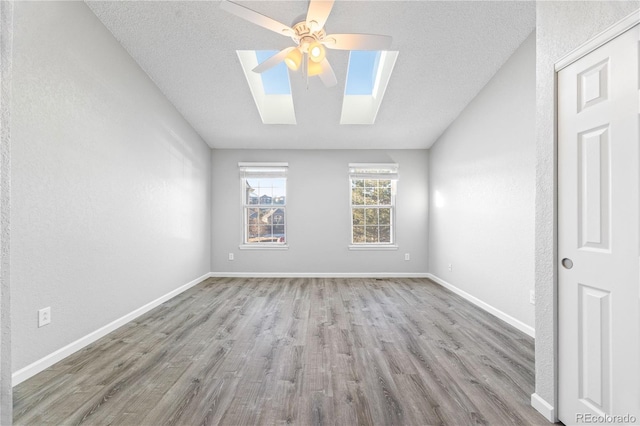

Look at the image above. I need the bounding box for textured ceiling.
[86,1,535,149]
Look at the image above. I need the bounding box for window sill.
[239,244,289,250]
[348,244,398,251]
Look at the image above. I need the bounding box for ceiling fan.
[220,0,392,87]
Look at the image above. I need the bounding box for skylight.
[345,51,381,95]
[341,50,399,125]
[236,50,296,125]
[255,51,291,95]
[236,49,397,126]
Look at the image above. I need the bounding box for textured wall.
[535,0,640,414]
[428,33,536,329]
[211,149,429,275]
[0,1,12,422]
[11,2,212,371]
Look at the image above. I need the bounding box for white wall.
[534,1,639,419]
[11,2,212,373]
[428,33,536,331]
[211,149,428,275]
[0,1,13,421]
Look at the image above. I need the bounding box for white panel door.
[559,25,640,424]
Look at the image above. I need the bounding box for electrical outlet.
[38,307,51,327]
[529,290,536,305]
[404,253,410,261]
[448,263,453,272]
[228,253,234,261]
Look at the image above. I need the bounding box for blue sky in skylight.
[255,51,291,95]
[345,51,382,95]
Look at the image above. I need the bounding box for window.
[240,162,288,248]
[349,163,398,248]
[341,50,399,124]
[236,51,296,124]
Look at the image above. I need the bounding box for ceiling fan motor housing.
[290,21,326,52]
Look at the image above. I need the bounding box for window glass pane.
[273,224,285,239]
[352,208,364,226]
[379,187,391,205]
[247,208,259,223]
[246,181,259,204]
[353,226,365,243]
[376,187,384,205]
[257,225,271,241]
[365,208,378,225]
[246,208,260,241]
[259,193,274,205]
[366,226,379,243]
[365,179,376,188]
[379,226,391,243]
[270,178,286,202]
[352,187,364,205]
[379,208,391,225]
[259,208,274,224]
[365,187,378,205]
[272,210,285,226]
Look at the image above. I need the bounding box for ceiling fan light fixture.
[284,48,302,70]
[308,42,325,63]
[220,0,392,89]
[307,58,323,76]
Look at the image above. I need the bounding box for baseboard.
[426,273,535,338]
[531,393,556,423]
[12,272,212,386]
[209,272,431,278]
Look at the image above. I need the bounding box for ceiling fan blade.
[306,0,334,31]
[323,33,392,50]
[220,0,293,36]
[252,47,296,73]
[318,58,337,88]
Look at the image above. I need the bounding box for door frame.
[552,10,640,424]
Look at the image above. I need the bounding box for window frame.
[239,162,289,250]
[348,163,398,250]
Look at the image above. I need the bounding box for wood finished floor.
[14,277,547,425]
